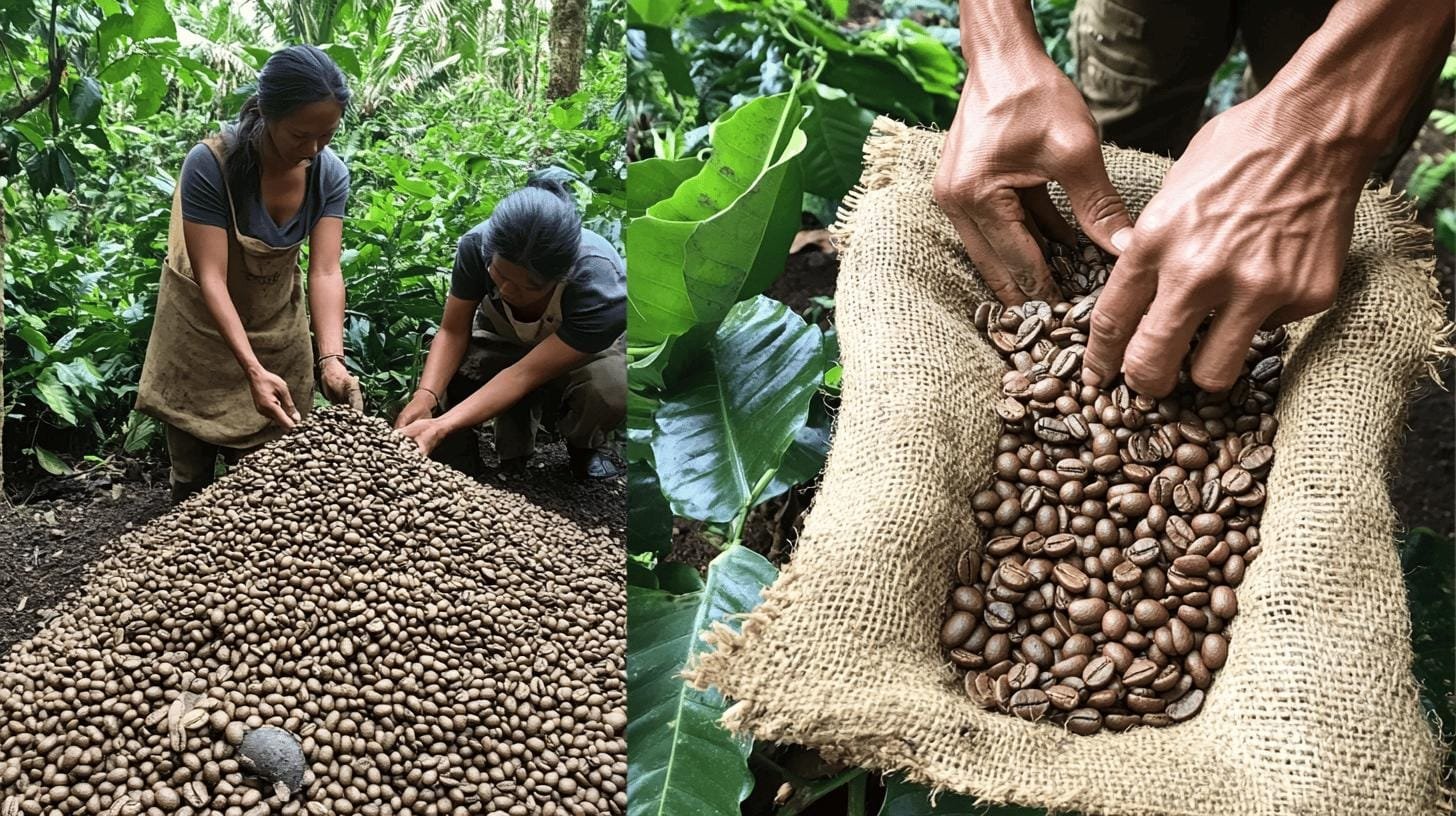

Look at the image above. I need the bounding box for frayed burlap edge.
[687,116,1454,814]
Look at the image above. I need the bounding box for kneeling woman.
[395,180,625,481]
[137,45,362,502]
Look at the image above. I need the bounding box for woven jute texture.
[686,118,1451,816]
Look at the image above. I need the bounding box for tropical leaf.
[627,544,777,816]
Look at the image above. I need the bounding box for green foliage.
[651,296,826,523]
[3,0,625,475]
[1401,527,1456,770]
[627,544,778,816]
[879,776,1052,815]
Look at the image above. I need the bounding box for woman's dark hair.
[483,179,582,285]
[225,44,350,199]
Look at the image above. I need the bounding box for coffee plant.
[623,1,1454,814]
[2,0,627,487]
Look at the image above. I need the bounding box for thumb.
[348,379,364,412]
[1059,157,1135,258]
[276,381,300,423]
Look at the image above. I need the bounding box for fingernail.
[1111,228,1132,253]
[1082,366,1101,388]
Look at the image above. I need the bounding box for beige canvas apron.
[477,283,568,347]
[135,137,314,449]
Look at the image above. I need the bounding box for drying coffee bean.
[0,409,628,816]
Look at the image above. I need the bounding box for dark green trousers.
[1071,0,1446,178]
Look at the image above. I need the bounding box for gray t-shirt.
[450,221,626,354]
[179,141,349,245]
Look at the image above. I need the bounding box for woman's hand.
[319,357,364,411]
[399,417,449,456]
[394,390,437,429]
[248,367,301,429]
[1081,95,1363,397]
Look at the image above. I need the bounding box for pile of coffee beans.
[0,408,625,816]
[943,262,1282,735]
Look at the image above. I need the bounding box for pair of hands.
[394,391,448,455]
[933,51,1360,397]
[252,361,446,455]
[248,357,363,429]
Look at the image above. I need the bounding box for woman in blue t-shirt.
[137,45,362,501]
[395,180,626,481]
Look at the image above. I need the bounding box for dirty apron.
[136,137,315,451]
[440,285,625,465]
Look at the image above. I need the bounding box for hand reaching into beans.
[1080,97,1362,397]
[933,29,1134,307]
[940,0,1451,399]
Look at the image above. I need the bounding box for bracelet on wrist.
[414,386,443,412]
[317,353,346,370]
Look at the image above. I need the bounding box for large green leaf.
[652,296,825,522]
[629,464,675,560]
[627,544,778,816]
[799,83,875,200]
[629,25,695,99]
[34,371,80,426]
[626,92,808,346]
[69,77,104,125]
[628,0,685,27]
[1400,527,1455,767]
[627,156,705,216]
[879,776,1048,816]
[758,392,832,503]
[130,0,176,40]
[133,59,167,118]
[33,447,72,477]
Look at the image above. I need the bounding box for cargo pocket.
[1072,0,1159,106]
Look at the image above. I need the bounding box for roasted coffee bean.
[952,585,986,615]
[941,611,977,647]
[1082,656,1116,689]
[1201,633,1229,670]
[1067,598,1108,626]
[1052,563,1090,594]
[1046,684,1081,711]
[1020,635,1054,669]
[1010,689,1050,721]
[1100,609,1130,640]
[1132,598,1169,630]
[984,633,1012,665]
[957,285,1276,734]
[1125,689,1167,715]
[1007,663,1040,691]
[1210,585,1239,619]
[985,602,1017,632]
[1102,642,1134,673]
[1065,708,1102,735]
[997,562,1037,592]
[1165,689,1205,722]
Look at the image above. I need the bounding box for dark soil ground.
[0,428,624,658]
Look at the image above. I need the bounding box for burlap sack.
[687,118,1452,816]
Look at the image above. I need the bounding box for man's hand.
[319,357,364,411]
[934,47,1134,306]
[399,417,449,456]
[1081,97,1363,397]
[248,367,300,429]
[394,391,436,430]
